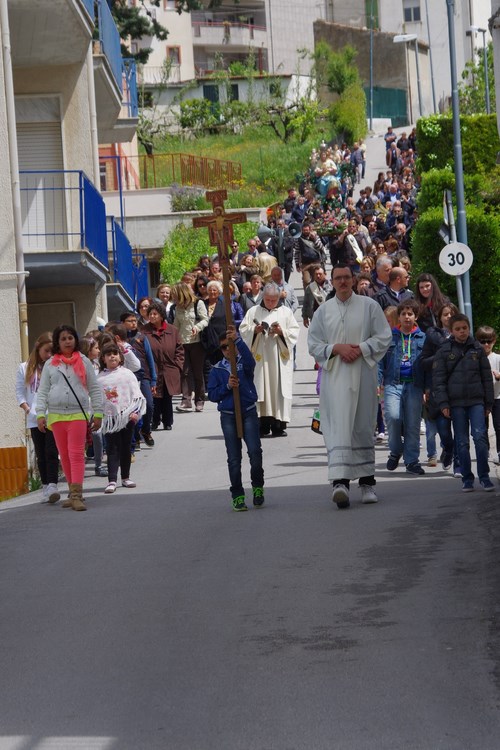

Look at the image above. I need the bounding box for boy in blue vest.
[207,325,264,512]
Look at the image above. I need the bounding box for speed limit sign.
[439,242,473,276]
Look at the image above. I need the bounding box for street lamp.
[393,33,423,120]
[466,26,491,114]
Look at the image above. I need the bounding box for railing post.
[79,171,85,249]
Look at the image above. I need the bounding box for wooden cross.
[193,190,247,437]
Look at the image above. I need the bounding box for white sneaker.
[104,482,117,494]
[41,484,49,502]
[46,483,60,504]
[375,432,385,444]
[360,485,378,504]
[332,483,350,509]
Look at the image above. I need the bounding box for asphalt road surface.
[2,138,500,749]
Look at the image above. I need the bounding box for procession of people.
[18,132,500,511]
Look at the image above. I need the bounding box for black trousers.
[106,422,135,482]
[30,427,59,485]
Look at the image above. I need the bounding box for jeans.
[451,404,490,483]
[384,382,423,466]
[220,407,264,499]
[140,379,154,433]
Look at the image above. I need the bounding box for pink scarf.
[51,351,87,386]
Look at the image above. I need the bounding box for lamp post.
[369,0,374,131]
[467,26,491,114]
[446,0,472,325]
[393,34,423,120]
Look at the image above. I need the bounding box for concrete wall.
[0,52,24,451]
[27,285,99,345]
[314,20,432,120]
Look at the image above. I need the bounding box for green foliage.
[170,184,207,212]
[329,82,367,144]
[161,221,258,284]
[411,205,500,332]
[479,166,500,214]
[458,42,496,115]
[416,114,500,174]
[314,42,360,95]
[179,99,220,132]
[417,169,483,214]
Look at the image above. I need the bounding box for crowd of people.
[16,130,500,512]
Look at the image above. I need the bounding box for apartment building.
[0,0,146,495]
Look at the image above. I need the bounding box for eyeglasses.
[124,318,137,323]
[198,283,207,288]
[478,339,494,344]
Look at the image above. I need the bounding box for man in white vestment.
[308,264,392,509]
[240,283,300,437]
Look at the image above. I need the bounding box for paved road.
[2,278,500,749]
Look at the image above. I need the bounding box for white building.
[0,0,143,495]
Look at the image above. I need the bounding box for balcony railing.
[81,0,94,20]
[109,218,148,303]
[99,153,242,192]
[122,58,138,117]
[192,21,267,46]
[19,170,108,269]
[97,0,123,92]
[137,64,182,85]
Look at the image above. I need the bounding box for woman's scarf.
[51,351,87,386]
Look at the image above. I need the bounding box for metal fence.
[99,153,242,192]
[80,0,94,21]
[122,59,138,118]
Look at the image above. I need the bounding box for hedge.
[411,204,500,332]
[416,114,500,174]
[329,82,367,145]
[417,168,484,214]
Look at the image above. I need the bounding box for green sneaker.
[232,495,248,512]
[253,487,265,507]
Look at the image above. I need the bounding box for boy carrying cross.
[207,325,265,512]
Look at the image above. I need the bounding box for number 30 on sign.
[438,242,473,277]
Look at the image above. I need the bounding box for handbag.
[60,371,94,446]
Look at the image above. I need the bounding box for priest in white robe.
[308,264,392,508]
[240,283,300,437]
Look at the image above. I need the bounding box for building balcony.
[192,21,268,51]
[20,170,108,289]
[138,64,182,86]
[8,0,94,68]
[98,59,140,143]
[107,219,149,317]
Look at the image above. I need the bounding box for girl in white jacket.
[16,332,59,502]
[98,342,146,494]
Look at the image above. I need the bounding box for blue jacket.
[379,326,426,388]
[207,338,258,413]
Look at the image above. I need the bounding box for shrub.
[329,82,367,144]
[161,220,258,284]
[170,184,206,212]
[179,99,220,133]
[411,205,500,331]
[416,114,500,174]
[417,168,484,214]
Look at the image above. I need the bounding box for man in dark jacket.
[375,268,414,310]
[433,314,494,491]
[207,326,264,512]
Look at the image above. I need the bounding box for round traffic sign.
[439,242,473,276]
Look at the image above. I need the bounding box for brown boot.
[61,488,73,508]
[69,483,86,512]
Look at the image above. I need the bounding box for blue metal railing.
[97,0,123,92]
[82,175,108,267]
[123,58,138,117]
[19,170,109,269]
[133,253,149,302]
[80,0,94,20]
[110,217,135,301]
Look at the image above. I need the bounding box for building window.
[403,0,421,22]
[166,46,181,65]
[163,0,177,10]
[149,261,161,290]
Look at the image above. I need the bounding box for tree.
[458,41,496,115]
[314,42,360,96]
